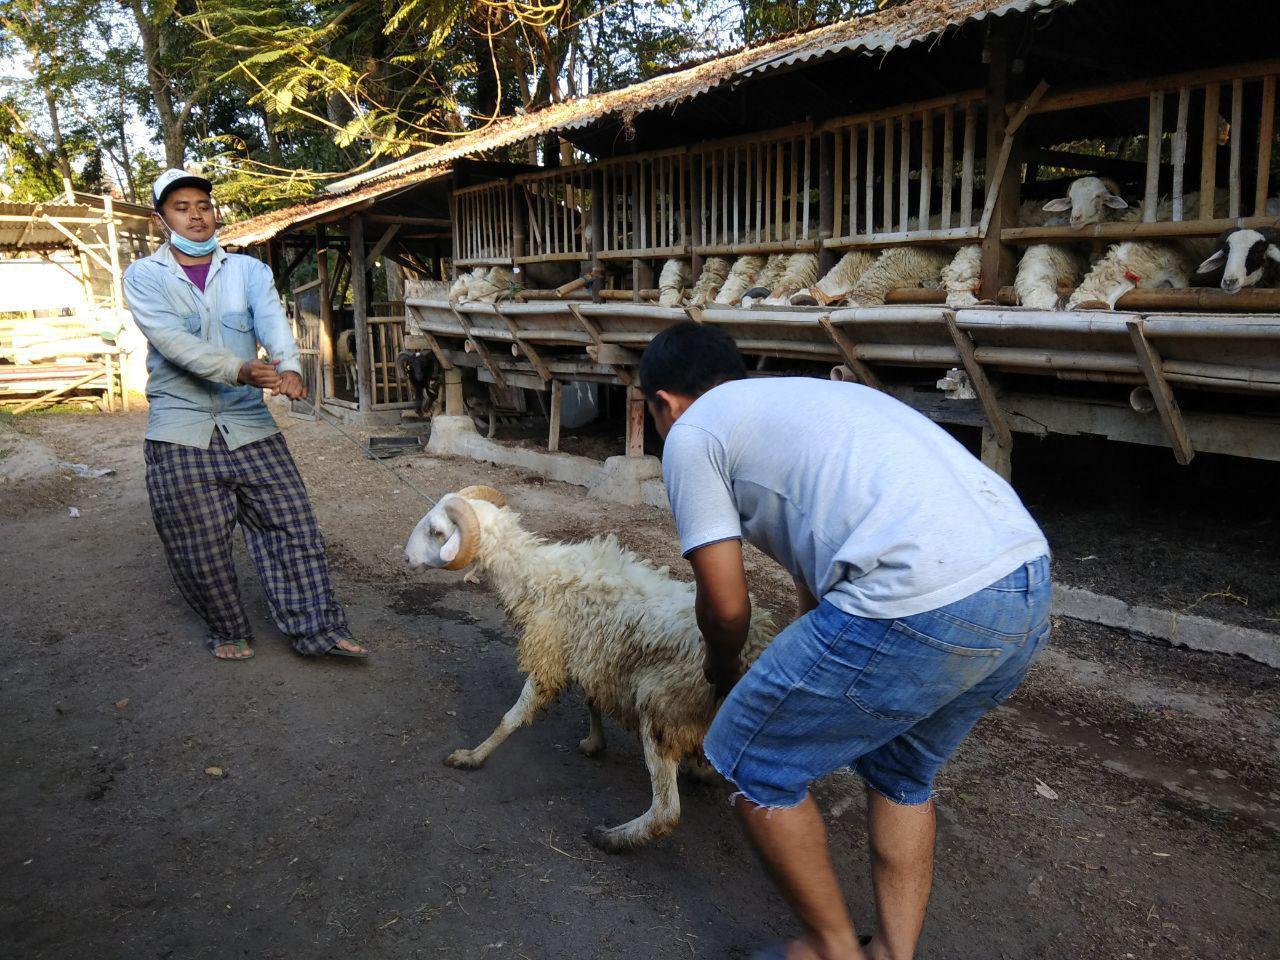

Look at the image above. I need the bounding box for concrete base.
[425,416,668,508]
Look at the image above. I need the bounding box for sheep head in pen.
[1041,176,1128,229]
[405,486,777,852]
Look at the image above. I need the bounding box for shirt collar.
[158,241,227,283]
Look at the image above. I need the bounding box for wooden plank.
[1257,75,1276,216]
[919,108,933,230]
[979,80,1049,237]
[11,368,104,414]
[1201,83,1221,220]
[494,304,552,381]
[626,385,645,458]
[883,119,895,234]
[1229,78,1244,218]
[819,314,884,391]
[821,89,985,133]
[1126,319,1195,465]
[367,223,401,265]
[941,108,954,230]
[775,141,785,242]
[899,116,911,232]
[566,302,632,386]
[942,309,1012,477]
[1144,91,1164,222]
[803,135,813,242]
[960,102,976,226]
[865,122,876,239]
[548,379,562,452]
[448,304,507,390]
[1031,59,1280,114]
[1000,215,1280,243]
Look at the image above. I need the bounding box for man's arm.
[689,539,752,699]
[247,261,302,376]
[123,265,244,386]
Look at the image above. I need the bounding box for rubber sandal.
[325,640,369,659]
[211,639,255,662]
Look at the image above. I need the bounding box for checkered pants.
[144,430,352,655]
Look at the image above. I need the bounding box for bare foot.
[212,641,253,660]
[333,638,366,655]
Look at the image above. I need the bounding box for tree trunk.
[40,86,73,181]
[126,0,184,167]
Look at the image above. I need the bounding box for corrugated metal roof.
[323,0,1074,196]
[0,195,154,253]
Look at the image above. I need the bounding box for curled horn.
[441,495,481,571]
[456,485,505,508]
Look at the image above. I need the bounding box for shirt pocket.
[220,310,253,333]
[219,310,256,358]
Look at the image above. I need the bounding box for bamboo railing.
[596,147,689,260]
[515,164,594,262]
[452,181,515,267]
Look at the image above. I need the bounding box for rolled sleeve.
[247,261,302,376]
[123,264,243,386]
[662,424,742,556]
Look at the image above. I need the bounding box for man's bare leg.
[863,790,935,960]
[735,793,866,960]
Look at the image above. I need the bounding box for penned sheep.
[657,258,691,307]
[789,251,879,306]
[942,245,984,308]
[1194,227,1280,292]
[754,253,819,306]
[845,247,953,306]
[1066,241,1192,310]
[712,255,767,305]
[738,254,789,307]
[685,256,731,306]
[405,486,776,852]
[1015,245,1086,310]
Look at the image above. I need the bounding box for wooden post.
[818,131,836,276]
[626,385,645,458]
[1144,92,1164,222]
[943,310,1012,479]
[316,226,335,401]
[1201,83,1221,221]
[548,379,562,452]
[103,194,123,312]
[632,258,654,302]
[690,154,704,281]
[590,169,605,303]
[978,36,1020,303]
[443,367,465,417]
[1256,75,1275,217]
[349,214,373,412]
[1127,320,1194,465]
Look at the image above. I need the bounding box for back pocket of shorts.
[847,620,1001,723]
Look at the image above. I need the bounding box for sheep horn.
[456,485,505,508]
[441,495,481,571]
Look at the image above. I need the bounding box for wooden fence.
[453,181,515,267]
[596,148,689,260]
[515,165,593,262]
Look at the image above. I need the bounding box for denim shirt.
[123,244,302,450]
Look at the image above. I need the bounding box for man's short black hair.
[639,322,748,402]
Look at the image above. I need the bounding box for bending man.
[123,168,367,661]
[640,323,1049,960]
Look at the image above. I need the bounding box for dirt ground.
[1,405,1277,960]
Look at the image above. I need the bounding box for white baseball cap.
[152,168,213,209]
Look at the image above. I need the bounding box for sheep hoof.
[577,735,606,758]
[586,824,639,854]
[444,749,484,770]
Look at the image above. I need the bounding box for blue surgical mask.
[161,216,219,257]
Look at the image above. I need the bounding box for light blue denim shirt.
[123,243,302,450]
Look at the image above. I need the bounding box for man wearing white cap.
[122,169,368,661]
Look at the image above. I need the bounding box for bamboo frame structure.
[452,181,515,266]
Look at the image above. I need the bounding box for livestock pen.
[222,0,1280,482]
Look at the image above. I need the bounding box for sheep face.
[1196,228,1280,293]
[405,486,506,571]
[1043,176,1128,229]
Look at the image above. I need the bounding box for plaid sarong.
[144,429,352,655]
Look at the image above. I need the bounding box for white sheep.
[404,485,776,852]
[941,245,984,308]
[657,258,691,307]
[336,328,357,392]
[1066,241,1192,310]
[467,266,518,303]
[712,255,767,305]
[758,253,819,305]
[449,267,488,303]
[845,247,954,306]
[738,254,789,307]
[1014,245,1087,310]
[788,251,879,306]
[685,257,731,306]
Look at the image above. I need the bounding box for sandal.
[752,935,872,960]
[325,639,369,659]
[211,639,255,662]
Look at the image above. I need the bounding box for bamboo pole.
[919,108,933,230]
[548,379,562,452]
[1144,92,1164,222]
[1257,75,1276,216]
[865,122,876,239]
[1173,87,1191,221]
[941,107,954,230]
[961,102,976,226]
[1201,83,1222,220]
[1028,59,1280,115]
[899,116,911,232]
[883,118,895,234]
[1127,319,1195,464]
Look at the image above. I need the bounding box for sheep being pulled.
[1066,241,1192,310]
[405,486,776,852]
[657,258,691,307]
[845,247,953,306]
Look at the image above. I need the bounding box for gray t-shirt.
[661,377,1049,619]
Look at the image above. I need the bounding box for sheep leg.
[680,754,724,786]
[578,700,606,757]
[587,723,680,853]
[445,675,543,770]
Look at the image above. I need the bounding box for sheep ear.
[1042,197,1072,212]
[1103,194,1129,209]
[439,529,462,565]
[1195,250,1226,274]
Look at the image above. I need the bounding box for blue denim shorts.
[704,556,1052,808]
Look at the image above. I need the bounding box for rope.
[293,398,438,506]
